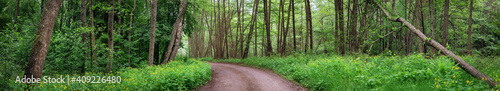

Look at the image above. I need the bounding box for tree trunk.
[335,0,345,55]
[467,0,472,55]
[128,0,136,67]
[80,0,87,74]
[442,0,449,47]
[375,2,498,88]
[106,0,115,73]
[305,0,313,51]
[429,0,436,54]
[162,0,188,64]
[148,0,157,66]
[349,0,358,52]
[13,0,20,31]
[90,0,96,67]
[292,0,296,51]
[415,0,423,53]
[243,0,260,59]
[264,0,272,56]
[24,0,62,86]
[283,0,291,56]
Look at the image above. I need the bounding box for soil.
[195,62,307,91]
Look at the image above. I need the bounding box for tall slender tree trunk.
[117,0,121,35]
[254,19,258,56]
[415,0,423,53]
[243,0,259,59]
[24,0,62,86]
[106,0,115,73]
[264,0,272,56]
[305,0,313,51]
[442,0,449,47]
[128,0,136,67]
[90,0,96,67]
[80,0,87,74]
[148,0,157,66]
[467,0,472,55]
[162,0,188,64]
[13,0,20,31]
[349,0,358,52]
[335,0,345,55]
[283,0,291,56]
[236,0,241,58]
[292,0,296,51]
[429,0,436,54]
[419,0,426,54]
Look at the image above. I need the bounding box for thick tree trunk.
[106,0,115,73]
[24,0,62,86]
[375,2,498,88]
[148,0,157,66]
[162,0,188,64]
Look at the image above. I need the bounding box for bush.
[6,59,211,91]
[204,54,500,90]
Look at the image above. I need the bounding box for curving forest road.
[195,62,307,91]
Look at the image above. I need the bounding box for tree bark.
[13,0,20,31]
[106,0,115,73]
[375,2,498,88]
[128,0,136,67]
[305,0,313,51]
[24,0,62,86]
[283,0,291,56]
[292,0,296,51]
[335,0,345,55]
[442,0,449,47]
[349,0,358,52]
[429,0,437,54]
[243,0,260,59]
[148,0,157,66]
[90,0,96,67]
[162,0,188,64]
[467,0,472,55]
[264,0,272,56]
[80,0,87,74]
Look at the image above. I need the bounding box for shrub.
[6,59,211,91]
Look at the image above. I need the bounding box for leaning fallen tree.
[373,1,497,88]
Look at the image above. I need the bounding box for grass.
[201,54,500,91]
[6,59,212,91]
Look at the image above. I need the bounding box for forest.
[1,0,499,90]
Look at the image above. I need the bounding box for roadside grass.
[201,54,500,91]
[6,59,212,91]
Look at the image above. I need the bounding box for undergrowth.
[6,59,211,91]
[201,54,500,91]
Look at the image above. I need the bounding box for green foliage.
[6,59,211,91]
[203,54,500,90]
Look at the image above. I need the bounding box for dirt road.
[195,62,307,91]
